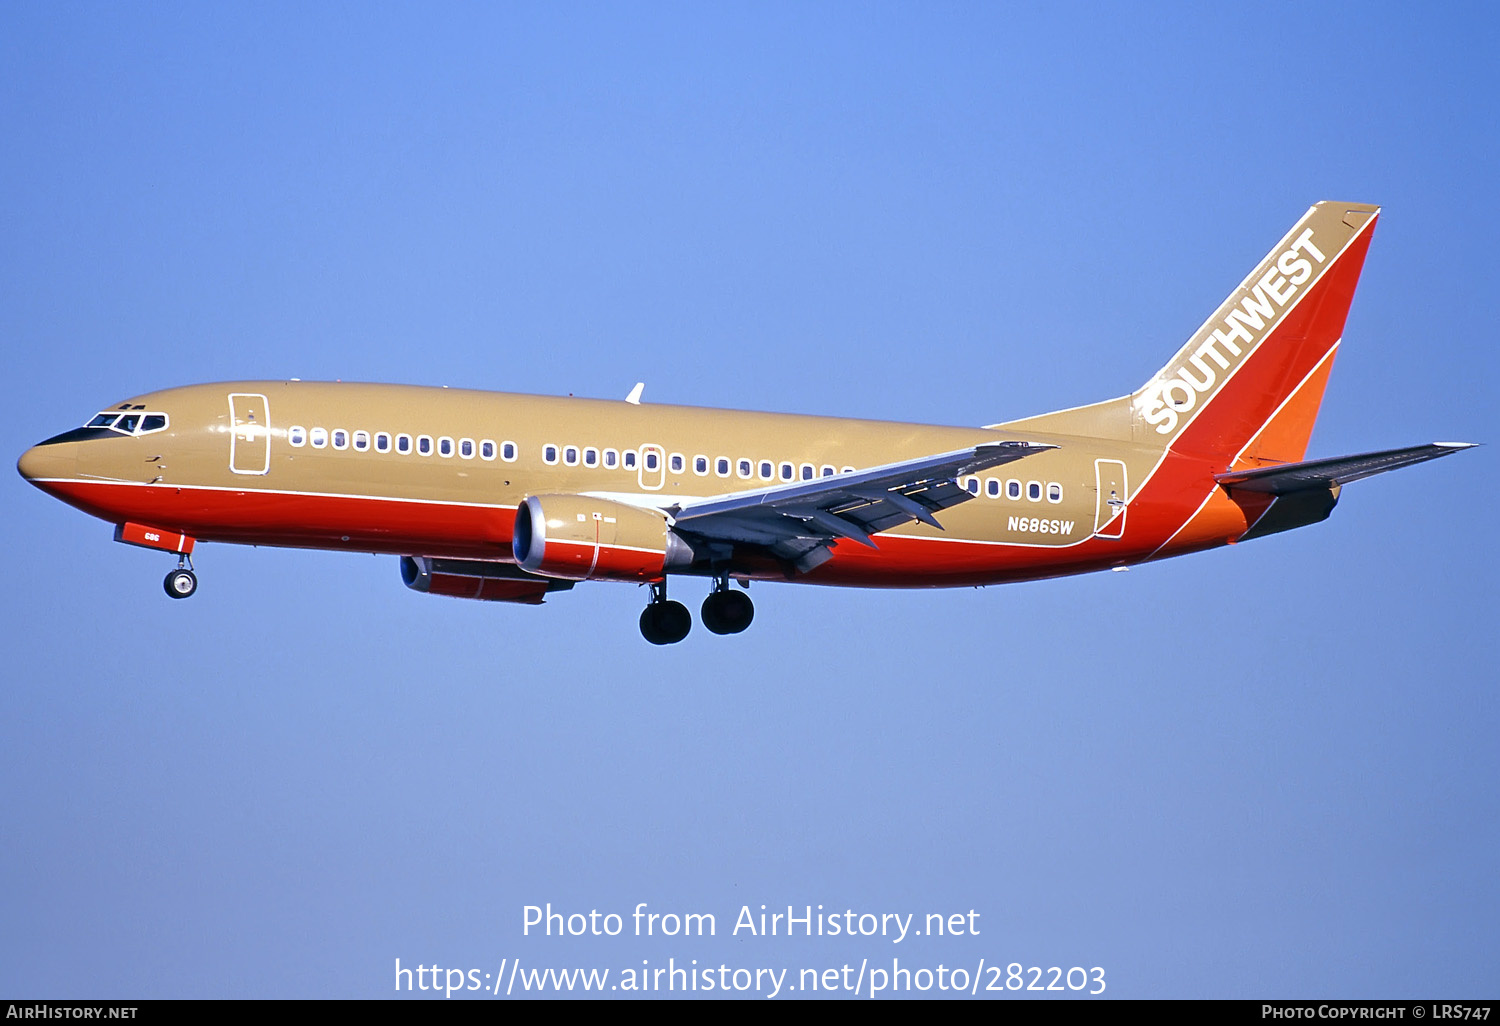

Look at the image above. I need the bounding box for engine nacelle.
[400,555,573,605]
[512,494,693,581]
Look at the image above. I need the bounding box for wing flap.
[672,440,1056,561]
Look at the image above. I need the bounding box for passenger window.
[1028,481,1042,501]
[986,478,1000,498]
[502,441,518,462]
[353,430,370,452]
[375,432,391,453]
[759,461,773,480]
[603,448,618,468]
[842,466,856,474]
[966,477,980,495]
[624,450,638,470]
[716,457,730,477]
[694,456,709,475]
[800,464,814,481]
[289,426,307,447]
[141,414,167,433]
[311,428,328,449]
[543,444,559,464]
[418,435,433,456]
[1048,483,1063,503]
[564,446,579,466]
[1007,479,1021,500]
[669,453,684,473]
[332,429,348,450]
[480,440,495,460]
[738,459,753,479]
[779,463,793,481]
[645,451,659,471]
[459,438,475,459]
[396,433,412,454]
[821,465,835,477]
[584,447,598,467]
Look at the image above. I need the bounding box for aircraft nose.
[17,442,76,485]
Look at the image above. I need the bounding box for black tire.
[164,569,198,600]
[701,589,754,635]
[639,605,663,644]
[639,600,692,645]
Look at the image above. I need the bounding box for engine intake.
[400,555,573,605]
[512,494,693,581]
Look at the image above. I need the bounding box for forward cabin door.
[228,393,271,475]
[1094,458,1128,539]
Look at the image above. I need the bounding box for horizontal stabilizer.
[1215,442,1477,495]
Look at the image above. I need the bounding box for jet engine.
[512,494,695,581]
[400,555,573,605]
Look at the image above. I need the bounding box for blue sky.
[2,1,1495,999]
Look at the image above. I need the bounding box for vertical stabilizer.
[995,202,1379,464]
[1132,202,1379,460]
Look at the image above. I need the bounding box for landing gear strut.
[639,580,691,645]
[701,577,754,635]
[163,554,197,600]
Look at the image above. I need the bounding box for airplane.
[16,201,1476,644]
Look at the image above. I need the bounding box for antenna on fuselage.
[625,382,645,405]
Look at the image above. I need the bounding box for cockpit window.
[83,410,169,436]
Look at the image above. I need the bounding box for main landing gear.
[701,578,754,636]
[639,577,755,645]
[163,555,197,600]
[639,581,691,645]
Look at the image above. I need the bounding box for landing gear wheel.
[639,600,691,645]
[164,568,198,599]
[701,588,754,635]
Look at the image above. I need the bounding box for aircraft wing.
[670,440,1055,572]
[1214,442,1477,495]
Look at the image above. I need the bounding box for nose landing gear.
[639,580,691,645]
[163,555,197,600]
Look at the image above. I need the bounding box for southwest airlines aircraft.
[17,202,1475,643]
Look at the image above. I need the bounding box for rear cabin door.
[228,393,271,475]
[1094,458,1128,539]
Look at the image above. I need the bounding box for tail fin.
[1132,201,1379,462]
[996,202,1379,464]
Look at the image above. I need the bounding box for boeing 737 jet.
[17,202,1475,643]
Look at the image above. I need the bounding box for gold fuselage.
[18,379,1222,587]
